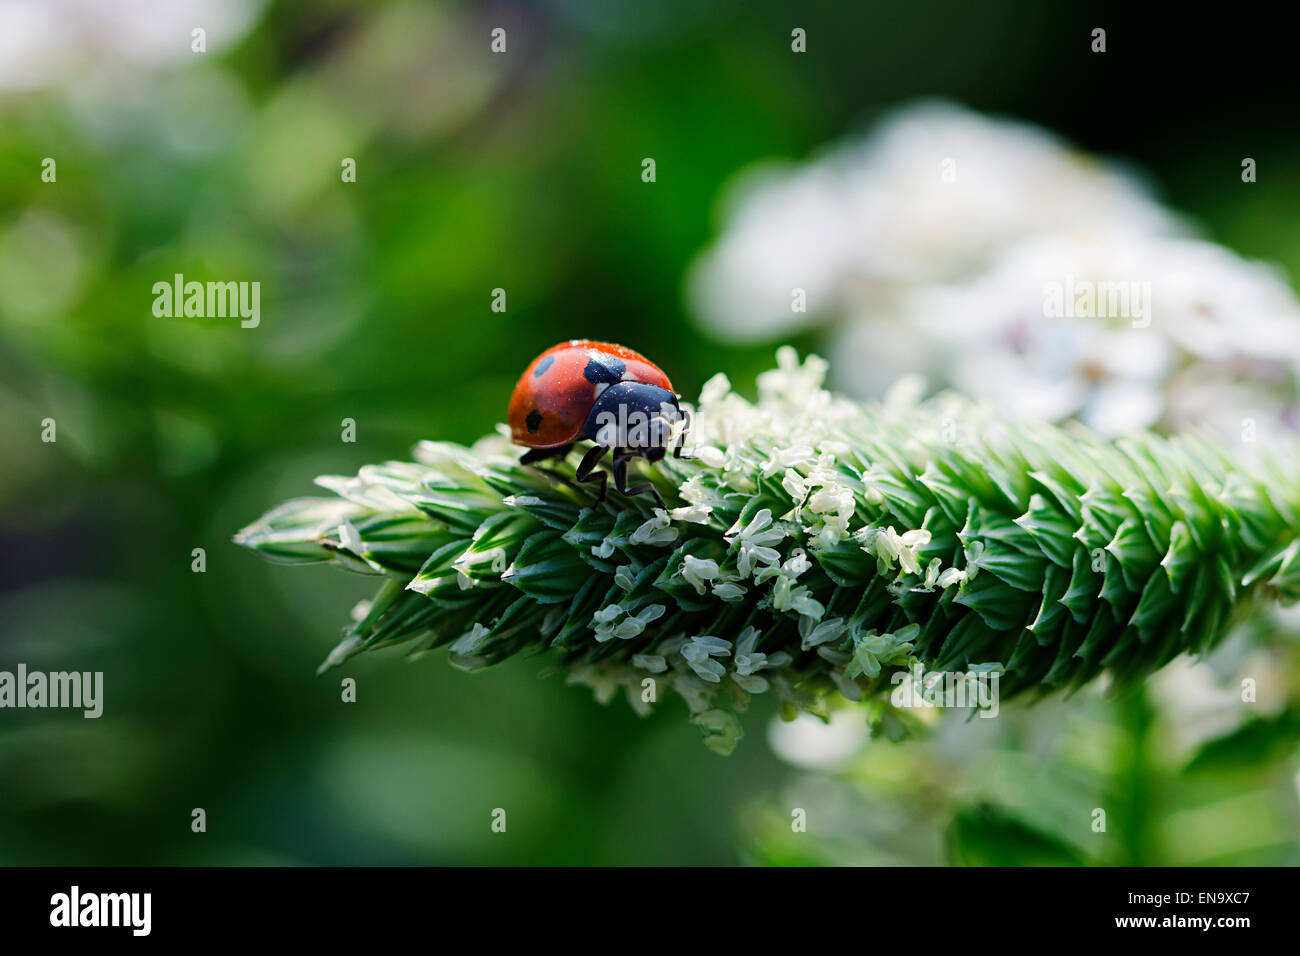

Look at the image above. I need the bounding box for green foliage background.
[2,1,1298,864]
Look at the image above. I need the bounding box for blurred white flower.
[688,100,1181,343]
[691,100,1300,441]
[0,0,264,94]
[766,709,869,770]
[831,234,1300,435]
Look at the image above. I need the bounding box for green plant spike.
[234,349,1300,754]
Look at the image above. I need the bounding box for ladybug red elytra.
[507,340,692,507]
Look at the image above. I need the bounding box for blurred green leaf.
[1183,706,1300,775]
[946,803,1089,867]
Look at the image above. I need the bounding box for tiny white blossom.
[593,605,622,623]
[680,554,720,594]
[338,521,363,553]
[896,529,932,574]
[565,664,624,705]
[732,673,770,694]
[712,581,748,601]
[697,446,727,468]
[669,503,713,524]
[782,468,808,502]
[632,653,667,673]
[592,603,666,642]
[619,604,666,639]
[684,635,732,656]
[698,373,732,406]
[847,624,919,679]
[809,484,854,519]
[754,548,812,611]
[910,557,944,592]
[672,674,717,713]
[732,627,774,677]
[681,635,733,683]
[859,525,931,575]
[761,445,816,478]
[753,548,810,585]
[937,566,968,588]
[630,508,679,546]
[859,473,888,505]
[591,604,623,642]
[788,587,825,621]
[451,623,491,655]
[808,512,853,551]
[727,508,786,577]
[677,474,716,506]
[799,615,849,651]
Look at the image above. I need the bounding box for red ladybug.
[508,340,691,506]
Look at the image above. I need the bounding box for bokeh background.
[2,1,1299,865]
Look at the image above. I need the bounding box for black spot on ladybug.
[525,409,543,434]
[533,355,555,377]
[584,354,626,384]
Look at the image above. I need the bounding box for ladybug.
[508,340,692,507]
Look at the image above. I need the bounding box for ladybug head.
[583,381,686,459]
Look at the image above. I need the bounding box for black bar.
[0,866,1277,942]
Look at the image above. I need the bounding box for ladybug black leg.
[612,450,667,511]
[672,408,695,460]
[574,444,610,505]
[519,444,573,466]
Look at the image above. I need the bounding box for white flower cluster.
[591,603,666,643]
[680,554,745,601]
[689,100,1300,441]
[569,349,974,740]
